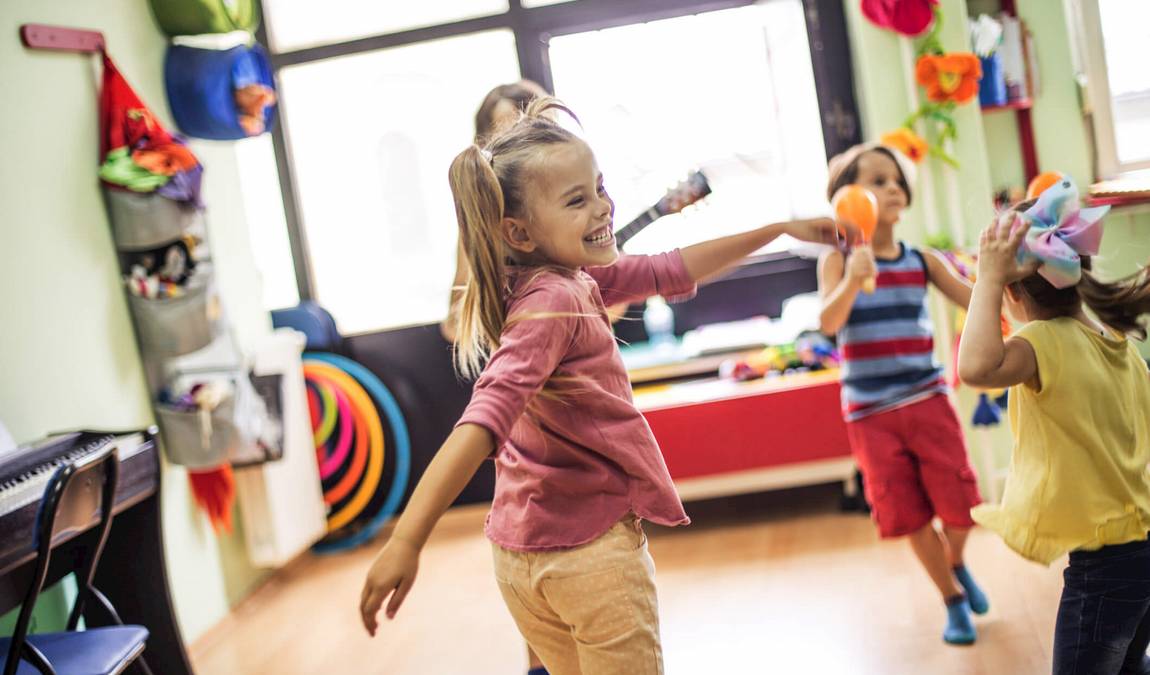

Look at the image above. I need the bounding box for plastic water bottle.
[643,296,675,351]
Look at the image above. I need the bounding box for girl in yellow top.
[958,177,1150,674]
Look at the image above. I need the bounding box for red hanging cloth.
[98,53,201,203]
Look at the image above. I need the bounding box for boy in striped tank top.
[817,144,987,645]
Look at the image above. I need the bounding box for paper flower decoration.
[880,128,929,163]
[915,53,982,104]
[861,0,939,37]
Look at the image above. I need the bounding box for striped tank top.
[837,242,947,421]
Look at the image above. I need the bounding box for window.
[264,0,509,52]
[1076,0,1150,176]
[274,31,519,334]
[235,135,300,311]
[549,2,827,255]
[257,0,858,333]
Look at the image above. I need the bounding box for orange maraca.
[1026,171,1064,200]
[832,184,879,293]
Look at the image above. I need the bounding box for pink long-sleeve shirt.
[457,251,697,551]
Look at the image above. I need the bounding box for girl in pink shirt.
[361,98,842,673]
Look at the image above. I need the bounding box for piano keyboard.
[0,432,148,517]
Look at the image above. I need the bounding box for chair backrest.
[3,444,119,675]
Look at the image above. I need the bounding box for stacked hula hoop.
[303,353,410,552]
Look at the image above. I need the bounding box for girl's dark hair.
[826,145,913,206]
[1007,199,1150,339]
[474,80,547,143]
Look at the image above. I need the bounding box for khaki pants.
[491,516,663,675]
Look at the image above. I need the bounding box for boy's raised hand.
[978,214,1039,286]
[846,245,877,285]
[360,537,420,636]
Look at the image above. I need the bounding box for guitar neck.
[613,207,661,250]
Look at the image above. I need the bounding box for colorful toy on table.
[795,333,840,370]
[831,184,879,293]
[719,334,839,382]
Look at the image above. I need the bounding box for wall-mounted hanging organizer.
[146,0,277,141]
[21,24,284,534]
[165,43,276,140]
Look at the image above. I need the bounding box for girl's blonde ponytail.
[449,145,508,379]
[447,96,583,379]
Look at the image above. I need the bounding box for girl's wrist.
[977,270,1009,288]
[389,530,425,552]
[391,517,431,550]
[763,221,787,240]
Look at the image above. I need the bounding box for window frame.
[1073,0,1150,179]
[256,0,861,314]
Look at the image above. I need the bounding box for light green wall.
[844,0,1150,493]
[1,0,272,645]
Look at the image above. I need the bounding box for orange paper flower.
[915,53,982,104]
[880,128,929,163]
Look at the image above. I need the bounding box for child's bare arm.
[818,248,872,335]
[958,279,1038,389]
[923,249,973,309]
[360,423,494,635]
[680,218,837,283]
[958,221,1040,389]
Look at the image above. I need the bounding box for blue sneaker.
[943,596,976,645]
[528,668,550,675]
[954,565,989,615]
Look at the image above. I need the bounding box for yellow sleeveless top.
[972,317,1150,564]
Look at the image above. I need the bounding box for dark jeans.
[1054,537,1150,675]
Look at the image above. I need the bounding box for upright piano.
[0,429,193,675]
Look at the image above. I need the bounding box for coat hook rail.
[20,24,105,53]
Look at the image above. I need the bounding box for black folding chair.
[0,445,150,675]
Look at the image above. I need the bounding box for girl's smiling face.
[504,140,618,269]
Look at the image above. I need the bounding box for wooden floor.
[191,485,1065,674]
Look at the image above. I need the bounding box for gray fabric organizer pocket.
[156,398,239,468]
[104,186,198,250]
[127,271,215,356]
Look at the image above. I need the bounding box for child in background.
[442,80,548,343]
[361,97,840,673]
[959,178,1150,674]
[818,143,988,645]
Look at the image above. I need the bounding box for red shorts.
[846,394,981,538]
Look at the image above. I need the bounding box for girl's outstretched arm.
[360,423,493,635]
[923,249,973,309]
[957,220,1040,389]
[680,218,838,283]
